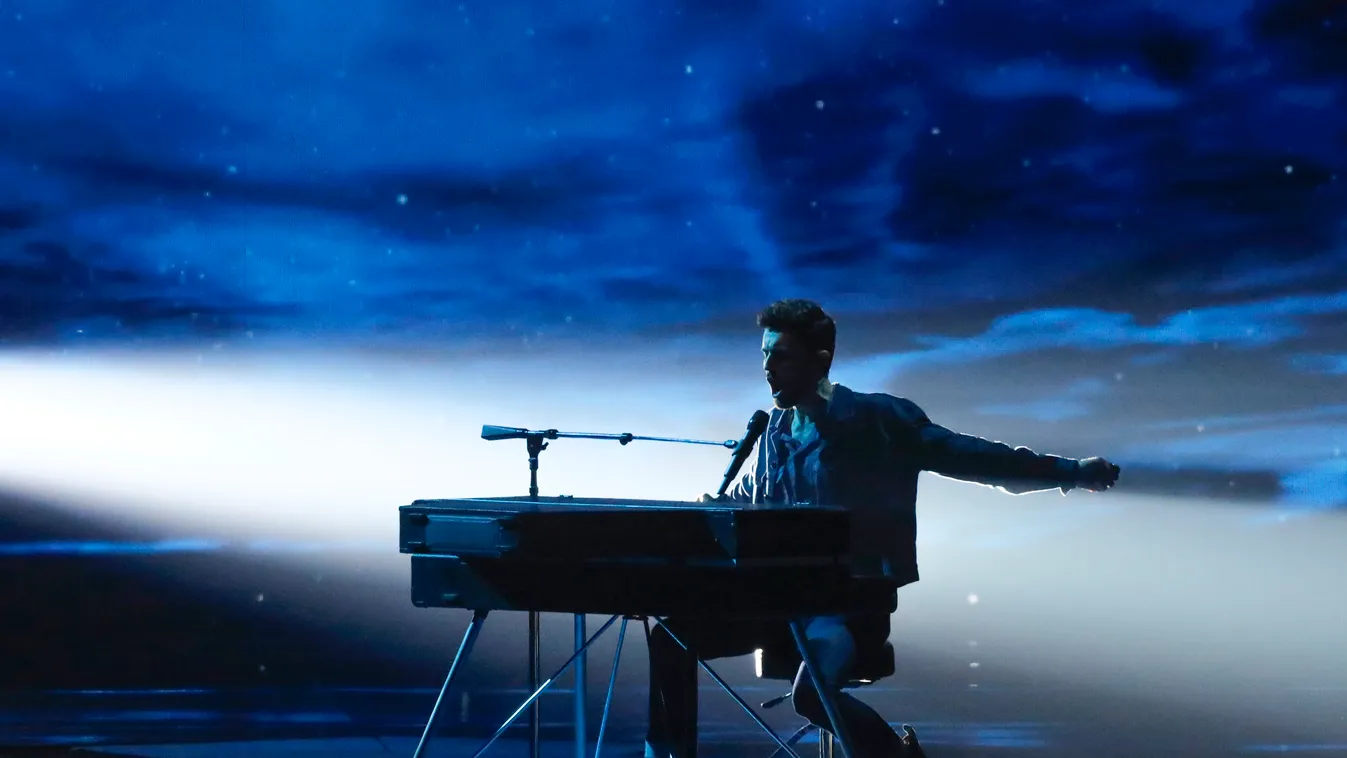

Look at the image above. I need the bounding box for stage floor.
[4,683,1347,758]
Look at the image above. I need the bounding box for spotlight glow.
[0,347,748,545]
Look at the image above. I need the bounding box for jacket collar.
[772,382,859,437]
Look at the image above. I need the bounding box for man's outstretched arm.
[892,399,1118,495]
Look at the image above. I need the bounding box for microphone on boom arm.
[716,410,771,499]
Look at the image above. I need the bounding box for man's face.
[761,329,827,409]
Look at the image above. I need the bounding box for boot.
[901,725,928,758]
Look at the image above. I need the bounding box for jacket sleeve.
[891,398,1080,495]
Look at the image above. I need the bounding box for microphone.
[716,410,771,498]
[481,425,529,441]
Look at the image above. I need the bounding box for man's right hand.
[1076,457,1121,492]
[699,493,729,503]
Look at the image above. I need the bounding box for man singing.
[647,299,1121,758]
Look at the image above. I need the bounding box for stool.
[754,639,896,758]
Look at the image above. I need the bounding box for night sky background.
[0,0,1345,754]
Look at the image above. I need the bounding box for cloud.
[1108,465,1284,503]
[1146,405,1347,432]
[1204,250,1347,295]
[1291,353,1347,375]
[842,292,1347,380]
[0,0,1343,515]
[1118,425,1346,471]
[1123,425,1346,511]
[963,60,1185,112]
[976,378,1111,422]
[1280,458,1347,508]
[0,0,1344,344]
[0,238,297,344]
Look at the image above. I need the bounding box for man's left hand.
[1076,457,1120,492]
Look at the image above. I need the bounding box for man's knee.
[789,620,855,722]
[790,658,839,723]
[790,676,828,723]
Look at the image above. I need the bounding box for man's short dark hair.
[756,298,837,356]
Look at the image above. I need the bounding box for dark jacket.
[727,383,1081,586]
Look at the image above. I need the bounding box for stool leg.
[767,724,816,758]
[818,731,833,758]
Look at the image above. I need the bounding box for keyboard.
[401,497,893,617]
[399,496,848,567]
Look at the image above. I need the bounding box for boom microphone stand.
[479,424,736,758]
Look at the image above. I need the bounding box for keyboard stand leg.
[592,617,628,758]
[652,620,804,758]
[529,610,541,758]
[575,613,587,758]
[471,615,621,758]
[789,621,855,758]
[413,609,489,758]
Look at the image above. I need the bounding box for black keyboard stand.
[410,610,858,758]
